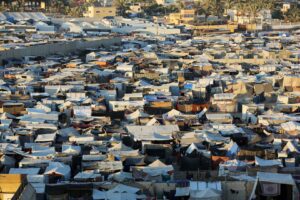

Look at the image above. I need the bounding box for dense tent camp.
[3,12,49,22]
[1,6,300,200]
[60,22,83,33]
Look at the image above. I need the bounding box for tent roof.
[109,142,133,151]
[1,112,16,119]
[257,172,295,185]
[255,156,282,167]
[149,159,167,167]
[35,133,56,142]
[126,125,179,141]
[190,188,221,198]
[44,162,71,177]
[162,109,182,119]
[146,118,160,126]
[186,143,199,154]
[108,184,140,194]
[9,168,40,175]
[126,109,149,120]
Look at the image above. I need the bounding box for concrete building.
[84,6,117,18]
[167,9,196,25]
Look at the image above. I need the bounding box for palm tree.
[248,0,275,24]
[201,0,224,18]
[194,2,203,16]
[49,0,67,14]
[224,0,235,21]
[247,0,262,24]
[114,0,129,17]
[176,0,185,9]
[16,0,26,11]
[284,6,300,23]
[236,0,247,24]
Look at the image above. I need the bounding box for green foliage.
[114,0,130,17]
[272,9,284,20]
[284,6,300,22]
[144,3,178,16]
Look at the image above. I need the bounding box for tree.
[247,0,263,23]
[16,0,26,11]
[224,0,235,16]
[272,9,284,20]
[114,0,129,17]
[194,2,204,16]
[176,0,185,9]
[67,0,87,17]
[236,0,248,24]
[224,0,236,15]
[0,4,5,12]
[284,6,300,22]
[144,3,165,16]
[49,0,68,14]
[201,0,224,19]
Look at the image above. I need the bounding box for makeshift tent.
[60,22,82,33]
[125,110,149,121]
[249,172,299,200]
[162,109,182,120]
[62,145,81,155]
[35,133,56,143]
[93,184,141,200]
[255,156,282,167]
[9,168,40,175]
[44,162,71,180]
[135,159,174,177]
[190,188,222,200]
[146,118,160,126]
[126,125,179,141]
[186,143,200,155]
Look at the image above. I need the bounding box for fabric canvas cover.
[260,182,280,196]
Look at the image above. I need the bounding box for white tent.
[109,142,132,151]
[60,22,82,33]
[35,133,56,143]
[74,171,102,181]
[146,118,160,126]
[0,112,16,119]
[125,110,149,121]
[255,156,282,167]
[186,143,200,155]
[0,12,6,21]
[126,125,179,141]
[34,21,55,33]
[93,184,141,200]
[108,171,133,182]
[224,140,239,157]
[44,162,71,180]
[62,145,81,155]
[190,188,222,200]
[283,141,299,153]
[137,159,174,177]
[86,52,97,62]
[162,109,182,120]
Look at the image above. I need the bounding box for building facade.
[84,6,117,18]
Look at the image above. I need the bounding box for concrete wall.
[0,37,121,65]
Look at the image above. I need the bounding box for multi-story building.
[84,6,117,18]
[0,0,46,10]
[167,9,196,25]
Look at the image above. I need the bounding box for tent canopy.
[257,172,295,185]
